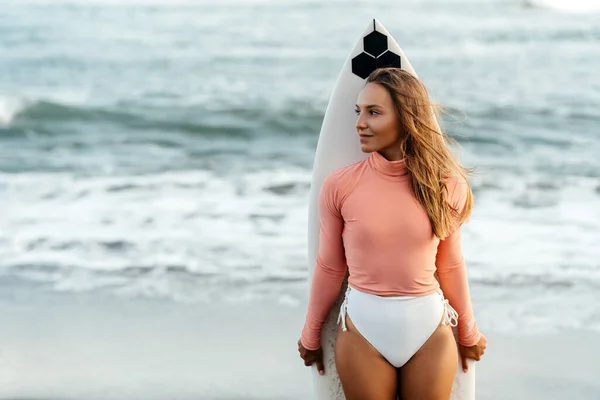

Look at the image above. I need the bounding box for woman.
[297,68,487,400]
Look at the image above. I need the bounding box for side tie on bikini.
[337,286,352,332]
[438,289,459,327]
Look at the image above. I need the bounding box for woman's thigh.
[335,314,397,400]
[399,324,458,400]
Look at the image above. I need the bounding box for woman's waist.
[347,282,441,300]
[347,269,441,298]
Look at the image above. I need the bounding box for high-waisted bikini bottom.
[338,285,458,368]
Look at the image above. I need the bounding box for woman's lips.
[359,134,372,142]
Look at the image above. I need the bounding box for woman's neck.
[378,147,405,161]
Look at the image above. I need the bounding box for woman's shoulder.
[444,174,468,194]
[321,159,369,198]
[443,174,470,211]
[324,159,368,186]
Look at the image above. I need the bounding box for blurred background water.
[1,0,600,340]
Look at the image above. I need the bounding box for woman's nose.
[356,114,367,130]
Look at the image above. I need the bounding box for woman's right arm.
[300,172,348,351]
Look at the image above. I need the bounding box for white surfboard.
[307,19,476,400]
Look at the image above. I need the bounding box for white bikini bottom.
[338,285,458,368]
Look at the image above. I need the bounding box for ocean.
[1,0,600,364]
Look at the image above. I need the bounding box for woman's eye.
[354,109,360,115]
[370,110,379,115]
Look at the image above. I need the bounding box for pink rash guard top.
[301,150,481,351]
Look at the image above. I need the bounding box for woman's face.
[355,83,403,158]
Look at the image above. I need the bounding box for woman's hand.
[458,334,487,372]
[297,339,325,375]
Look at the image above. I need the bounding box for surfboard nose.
[351,20,402,79]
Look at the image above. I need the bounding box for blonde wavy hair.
[365,68,474,239]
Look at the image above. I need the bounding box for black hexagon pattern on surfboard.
[351,27,401,79]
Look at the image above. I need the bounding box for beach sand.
[0,287,598,400]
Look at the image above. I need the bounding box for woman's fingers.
[315,353,325,375]
[458,335,488,373]
[297,338,325,374]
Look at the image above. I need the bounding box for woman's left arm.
[435,177,481,348]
